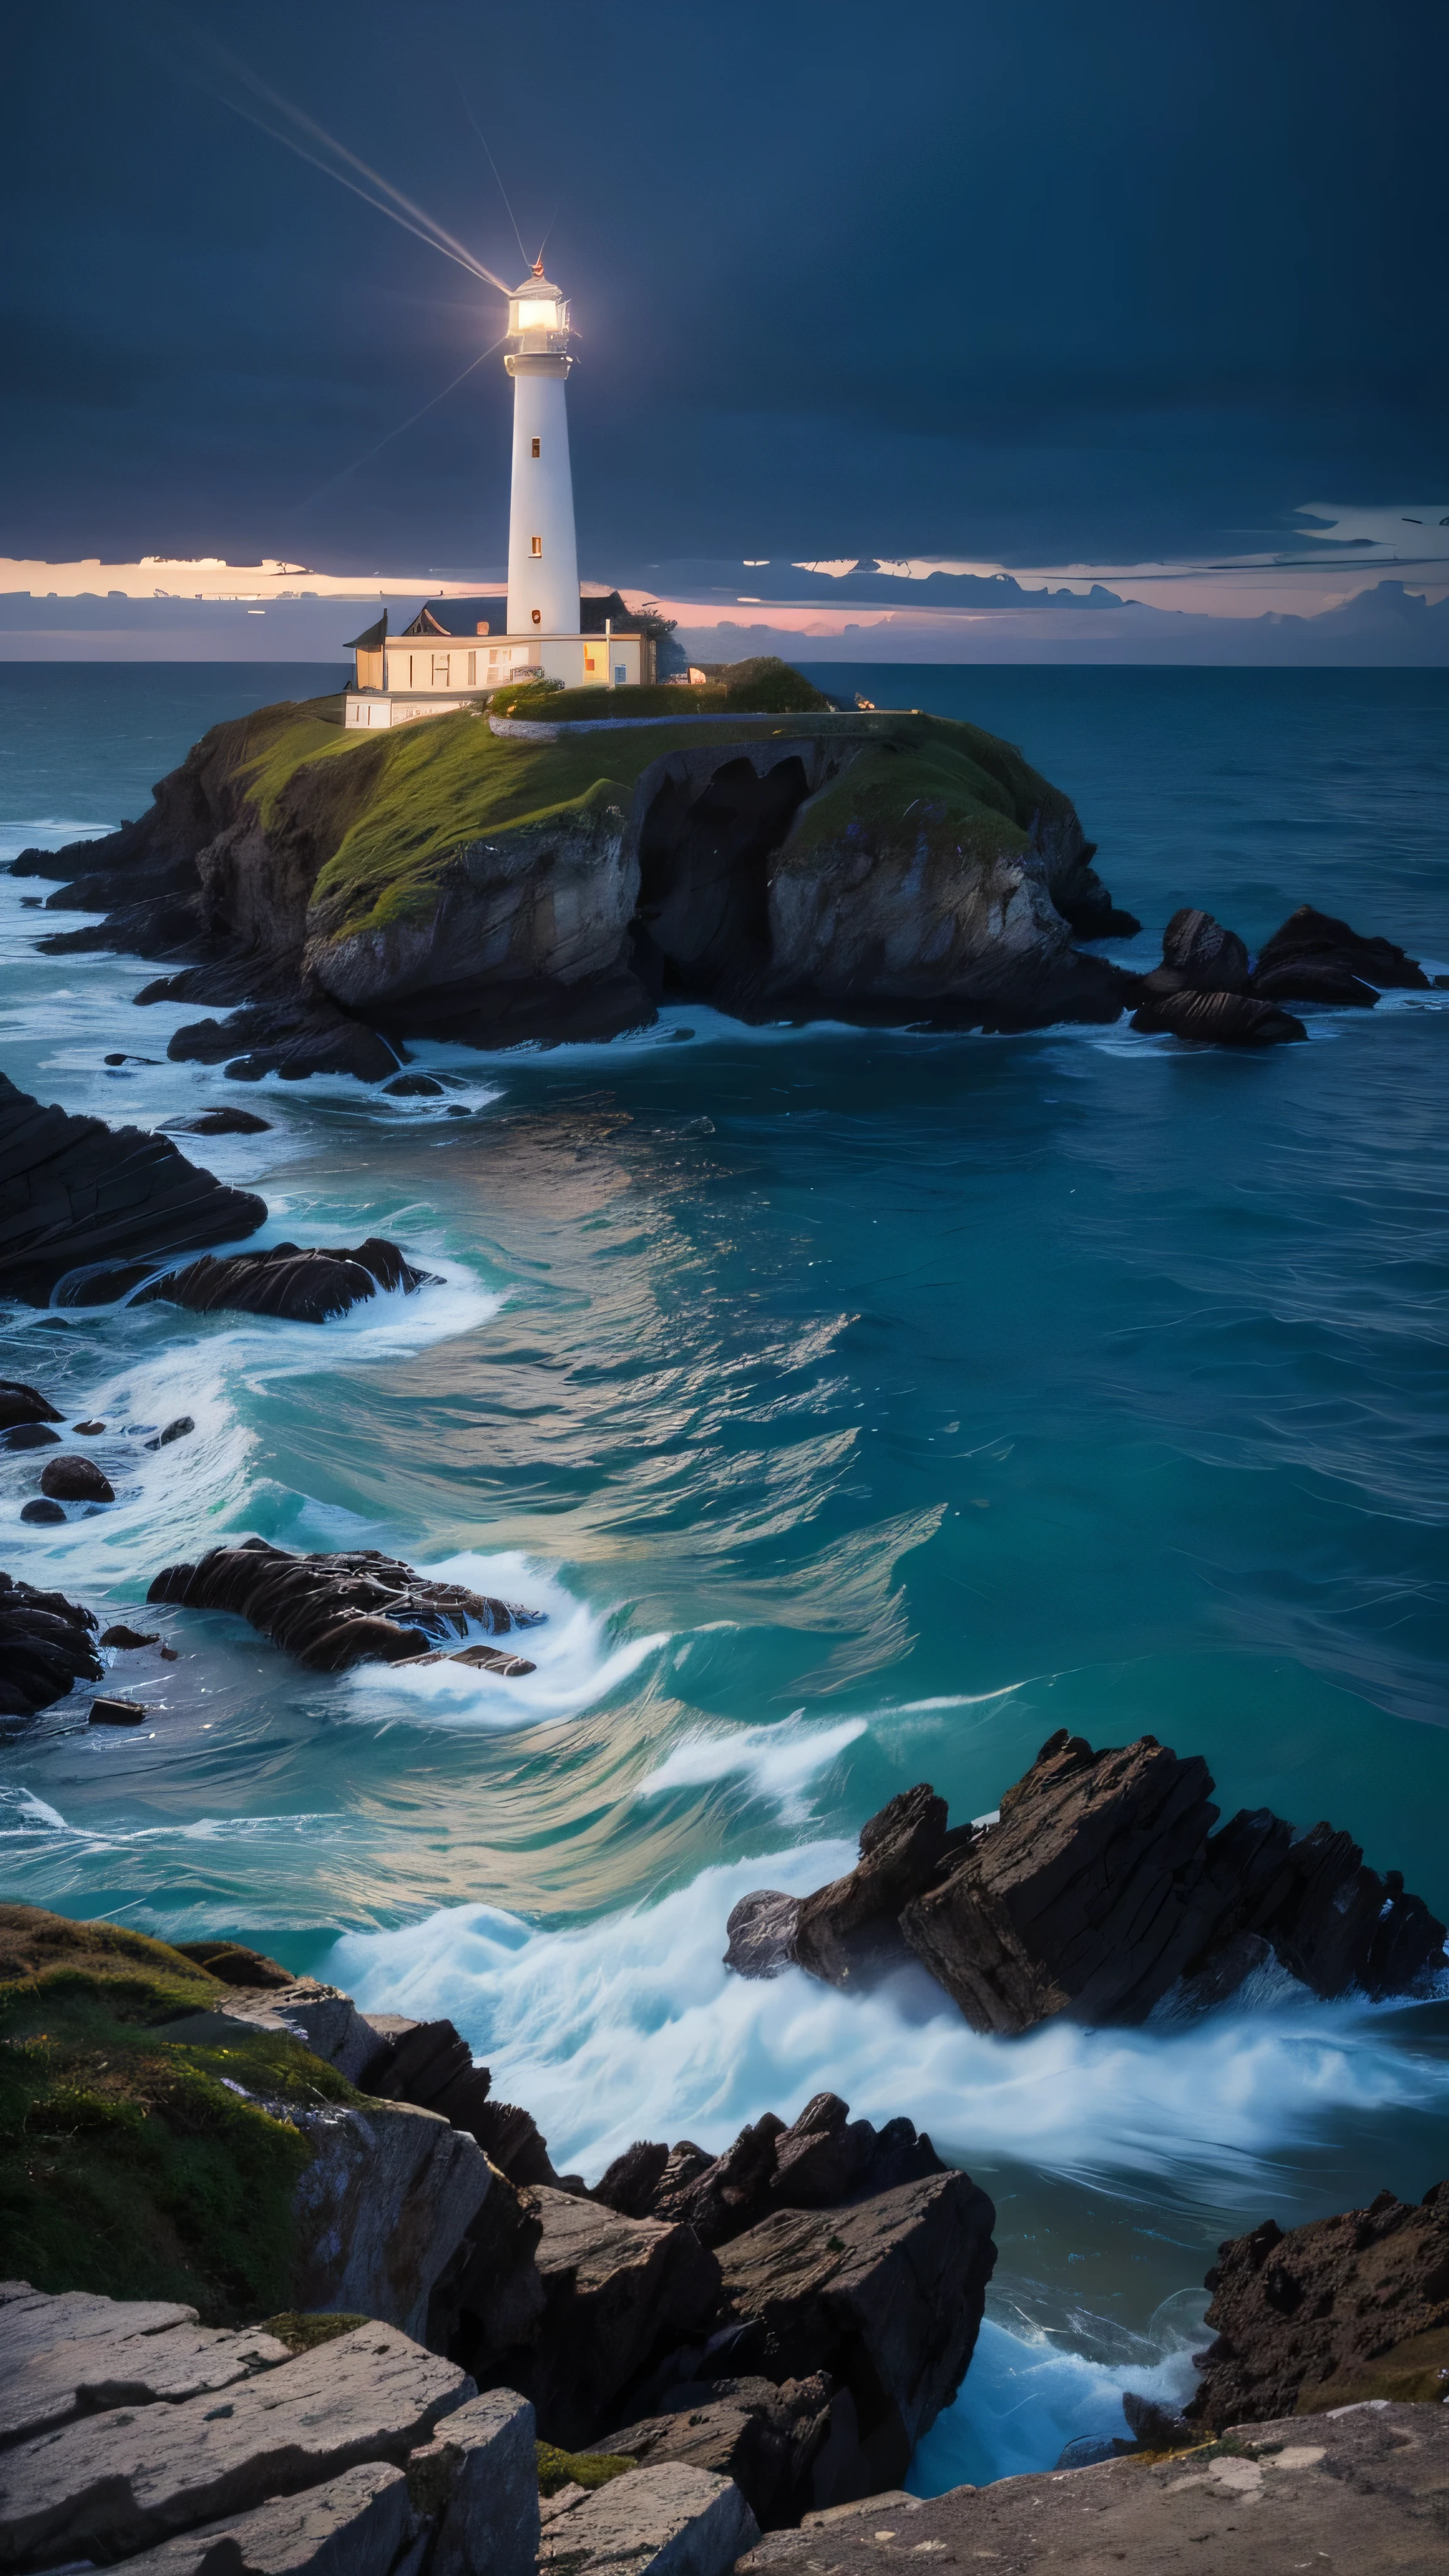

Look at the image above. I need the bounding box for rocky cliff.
[14,667,1139,1067]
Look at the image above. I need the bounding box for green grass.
[0,1907,357,2322]
[536,2441,637,2497]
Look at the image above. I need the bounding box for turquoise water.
[2,662,1447,2480]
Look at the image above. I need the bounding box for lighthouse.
[504,262,580,637]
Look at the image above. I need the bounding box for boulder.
[0,1379,63,1431]
[721,1891,801,1980]
[1130,987,1307,1044]
[100,1623,161,1648]
[133,1236,435,1323]
[39,1454,115,1504]
[594,2095,944,2250]
[538,2460,759,2576]
[145,1416,195,1449]
[737,2402,1449,2576]
[168,997,401,1085]
[146,1539,543,1673]
[1253,903,1429,991]
[1161,906,1251,991]
[0,1070,266,1304]
[404,2388,540,2576]
[601,2379,836,2526]
[1,1423,60,1450]
[486,2188,723,2449]
[739,1736,1446,2037]
[162,1106,274,1135]
[384,1074,445,1097]
[0,2318,472,2568]
[713,2169,996,2489]
[1183,2179,1449,2426]
[1252,958,1379,1006]
[19,1498,65,1523]
[791,1787,970,1989]
[0,1570,102,1717]
[89,1696,148,1724]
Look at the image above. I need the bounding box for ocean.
[2,659,1446,2488]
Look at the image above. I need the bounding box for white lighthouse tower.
[504,261,580,638]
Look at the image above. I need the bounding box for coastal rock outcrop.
[1253,903,1431,996]
[736,2402,1449,2576]
[726,1731,1446,2033]
[15,675,1141,1057]
[133,1235,435,1323]
[0,1070,265,1305]
[146,1540,545,1674]
[593,2092,945,2247]
[1183,2179,1449,2426]
[1133,901,1431,1033]
[0,1570,102,1718]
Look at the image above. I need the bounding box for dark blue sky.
[7,0,1445,581]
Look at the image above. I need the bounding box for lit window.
[614,664,625,684]
[531,437,540,458]
[586,655,597,672]
[530,535,543,558]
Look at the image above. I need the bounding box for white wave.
[909,2313,1203,2490]
[323,1846,1449,2189]
[343,1548,669,1728]
[636,1714,869,1818]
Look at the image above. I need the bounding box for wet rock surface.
[728,1730,1446,2035]
[160,1106,273,1136]
[0,1570,102,1718]
[1185,2180,1449,2426]
[133,1236,436,1323]
[38,1454,115,1504]
[0,1070,266,1304]
[0,1383,62,1433]
[1130,987,1307,1043]
[738,2402,1449,2576]
[1254,902,1430,992]
[168,997,402,1085]
[147,1540,545,1674]
[1131,901,1431,1043]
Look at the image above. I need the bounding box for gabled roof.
[344,611,387,651]
[399,597,504,638]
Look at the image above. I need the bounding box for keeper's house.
[345,590,656,730]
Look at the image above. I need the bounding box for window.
[585,654,597,672]
[467,652,476,684]
[432,655,450,687]
[531,437,540,458]
[530,535,543,558]
[614,664,626,684]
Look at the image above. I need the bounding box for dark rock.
[0,1070,265,1304]
[174,1940,295,1987]
[766,1738,1446,2038]
[0,1379,64,1430]
[74,1420,107,1435]
[145,1416,196,1449]
[99,1624,160,1648]
[134,1236,435,1323]
[0,1568,102,1716]
[1254,904,1429,991]
[104,1052,159,1067]
[602,2377,839,2526]
[89,1696,148,1725]
[713,2169,996,2489]
[20,1499,66,1524]
[162,1107,274,1135]
[1252,959,1379,1006]
[2,1423,61,1450]
[792,1786,972,1988]
[170,999,401,1085]
[723,1892,801,1980]
[1161,906,1252,992]
[1119,2390,1196,2450]
[597,2097,946,2253]
[147,1538,545,1673]
[40,1455,116,1504]
[385,1073,446,1096]
[483,2186,724,2450]
[1184,2180,1449,2426]
[1131,988,1307,1044]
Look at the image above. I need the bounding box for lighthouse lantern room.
[345,262,653,730]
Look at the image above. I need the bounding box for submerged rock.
[1130,987,1307,1044]
[146,1538,544,1672]
[1183,2179,1449,2426]
[0,1070,265,1304]
[134,1236,435,1323]
[162,1105,274,1135]
[728,1731,1445,2035]
[0,1568,102,1717]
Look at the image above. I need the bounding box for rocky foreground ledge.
[3,1906,1448,2575]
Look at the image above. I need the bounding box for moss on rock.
[0,1904,358,2323]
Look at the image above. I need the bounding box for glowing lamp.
[506,265,571,347]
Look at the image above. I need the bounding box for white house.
[344,264,655,730]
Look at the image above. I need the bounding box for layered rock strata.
[146,1540,544,1675]
[0,1070,264,1304]
[134,1235,435,1323]
[0,2290,538,2576]
[1185,2180,1449,2426]
[1132,901,1434,1038]
[725,1732,1446,2032]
